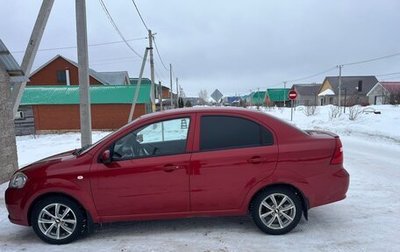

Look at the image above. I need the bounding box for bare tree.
[389,91,400,105]
[198,89,208,105]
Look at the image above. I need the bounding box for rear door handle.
[248,156,266,164]
[163,164,181,172]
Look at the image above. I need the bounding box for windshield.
[77,119,139,155]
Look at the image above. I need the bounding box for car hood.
[20,149,77,172]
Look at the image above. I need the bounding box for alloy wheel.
[37,203,77,240]
[258,193,297,230]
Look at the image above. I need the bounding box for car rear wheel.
[251,187,302,235]
[31,196,86,244]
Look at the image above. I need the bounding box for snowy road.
[1,133,399,251]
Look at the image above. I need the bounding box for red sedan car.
[5,107,349,244]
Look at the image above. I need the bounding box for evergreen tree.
[178,97,184,108]
[185,100,192,107]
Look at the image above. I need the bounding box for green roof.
[251,91,267,104]
[267,88,290,102]
[130,78,152,85]
[21,85,151,105]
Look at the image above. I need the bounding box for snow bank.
[257,105,400,143]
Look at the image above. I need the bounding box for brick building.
[15,55,153,135]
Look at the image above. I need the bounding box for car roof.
[139,106,265,119]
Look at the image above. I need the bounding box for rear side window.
[200,116,273,151]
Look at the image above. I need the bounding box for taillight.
[330,138,343,165]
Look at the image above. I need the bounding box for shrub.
[303,105,317,116]
[348,105,363,121]
[329,106,341,120]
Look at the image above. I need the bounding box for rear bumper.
[306,167,350,208]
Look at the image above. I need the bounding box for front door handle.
[163,164,181,172]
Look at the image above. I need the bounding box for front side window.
[200,116,273,151]
[112,117,190,160]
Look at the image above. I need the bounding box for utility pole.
[10,0,54,117]
[338,65,343,107]
[343,88,347,113]
[283,81,287,107]
[176,77,179,105]
[0,66,18,183]
[148,29,156,112]
[159,81,163,111]
[128,48,149,122]
[170,64,173,108]
[76,0,92,146]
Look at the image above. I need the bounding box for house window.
[56,70,66,84]
[358,80,363,92]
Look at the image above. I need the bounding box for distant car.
[5,107,349,244]
[362,107,381,114]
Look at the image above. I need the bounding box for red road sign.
[288,90,297,100]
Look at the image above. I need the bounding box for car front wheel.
[251,187,302,235]
[31,196,86,244]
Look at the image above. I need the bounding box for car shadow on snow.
[87,215,310,241]
[1,212,339,246]
[91,216,257,237]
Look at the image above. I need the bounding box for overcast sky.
[1,0,400,97]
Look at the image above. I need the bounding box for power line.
[130,0,171,75]
[282,51,400,85]
[284,66,337,84]
[11,37,147,54]
[375,71,400,77]
[153,36,169,71]
[131,0,149,31]
[379,76,400,81]
[130,0,172,75]
[343,52,400,66]
[98,0,143,58]
[91,57,136,66]
[279,50,400,85]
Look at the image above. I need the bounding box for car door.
[90,116,194,218]
[189,113,278,212]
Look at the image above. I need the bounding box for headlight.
[9,172,28,189]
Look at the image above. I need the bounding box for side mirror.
[101,149,112,164]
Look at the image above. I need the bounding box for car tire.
[31,196,86,244]
[251,187,302,235]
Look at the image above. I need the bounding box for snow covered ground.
[1,105,399,251]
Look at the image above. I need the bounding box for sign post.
[288,90,297,121]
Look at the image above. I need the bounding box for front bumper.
[5,187,30,226]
